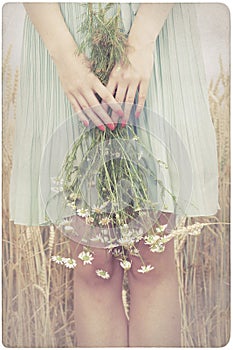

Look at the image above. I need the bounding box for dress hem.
[9,207,220,227]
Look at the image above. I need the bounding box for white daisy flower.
[66,202,77,210]
[137,265,155,274]
[62,258,77,269]
[92,204,106,214]
[96,269,110,279]
[120,260,132,271]
[78,251,94,265]
[150,242,165,253]
[129,246,140,256]
[99,217,111,226]
[86,216,95,225]
[155,224,168,233]
[144,234,160,245]
[76,208,90,217]
[112,248,124,257]
[51,255,63,265]
[115,152,121,158]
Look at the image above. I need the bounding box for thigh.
[128,212,177,281]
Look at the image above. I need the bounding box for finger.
[106,79,118,96]
[135,79,149,119]
[112,83,128,125]
[84,92,115,130]
[101,80,117,113]
[111,111,119,125]
[94,80,124,118]
[68,94,89,127]
[76,95,106,131]
[123,84,138,125]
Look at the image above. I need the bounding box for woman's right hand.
[55,52,124,131]
[23,3,123,130]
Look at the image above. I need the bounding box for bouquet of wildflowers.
[50,3,205,278]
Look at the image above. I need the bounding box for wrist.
[127,4,173,53]
[49,36,78,64]
[127,34,155,54]
[126,21,157,53]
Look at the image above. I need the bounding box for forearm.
[23,3,78,63]
[23,3,123,127]
[127,4,174,49]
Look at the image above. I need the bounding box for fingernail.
[121,120,127,128]
[83,120,89,127]
[117,110,124,118]
[98,125,105,132]
[135,111,141,119]
[107,123,115,131]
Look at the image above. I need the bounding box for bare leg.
[128,213,181,347]
[70,242,128,347]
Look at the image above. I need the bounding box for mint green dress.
[10,3,220,228]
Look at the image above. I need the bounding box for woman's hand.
[106,42,154,126]
[55,52,124,131]
[23,3,124,131]
[105,3,173,126]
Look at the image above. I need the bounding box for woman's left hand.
[106,42,154,126]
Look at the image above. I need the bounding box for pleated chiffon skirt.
[10,3,220,226]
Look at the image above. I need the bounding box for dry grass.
[175,57,230,347]
[2,48,230,347]
[2,46,76,347]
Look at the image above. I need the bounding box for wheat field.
[2,46,230,347]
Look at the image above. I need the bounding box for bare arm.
[107,3,174,125]
[127,4,173,48]
[23,3,78,60]
[24,3,124,130]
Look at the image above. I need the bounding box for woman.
[10,3,219,347]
